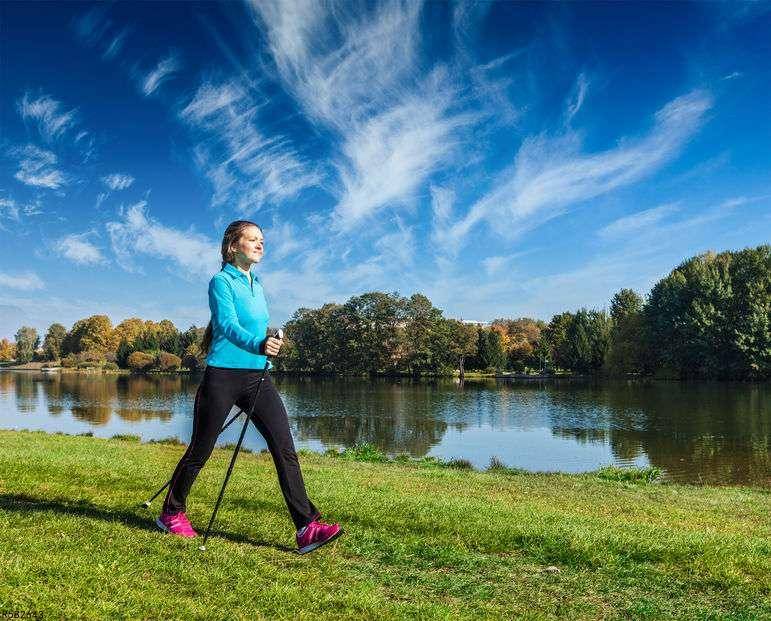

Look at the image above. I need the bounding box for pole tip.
[142,501,151,508]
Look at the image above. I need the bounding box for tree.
[447,320,478,379]
[542,312,574,371]
[0,338,16,362]
[63,315,113,355]
[605,289,644,376]
[645,246,770,379]
[112,318,145,351]
[42,323,67,361]
[478,328,506,372]
[14,326,39,363]
[565,309,611,374]
[341,292,406,375]
[403,294,447,375]
[491,317,545,372]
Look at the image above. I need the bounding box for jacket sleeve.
[209,276,264,354]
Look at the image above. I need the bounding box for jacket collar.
[222,262,258,284]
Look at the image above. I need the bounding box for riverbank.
[0,430,768,620]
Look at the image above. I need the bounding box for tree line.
[1,246,768,380]
[1,317,205,372]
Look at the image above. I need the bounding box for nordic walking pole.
[198,329,282,552]
[141,407,249,509]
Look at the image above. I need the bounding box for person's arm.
[209,276,264,354]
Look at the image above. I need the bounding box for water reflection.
[0,371,768,486]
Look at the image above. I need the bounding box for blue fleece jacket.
[205,262,272,370]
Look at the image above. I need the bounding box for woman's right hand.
[263,335,284,356]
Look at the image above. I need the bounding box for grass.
[0,430,769,620]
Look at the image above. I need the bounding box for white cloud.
[0,272,44,291]
[565,72,589,125]
[430,185,455,247]
[105,201,221,278]
[104,28,129,60]
[102,173,135,191]
[598,203,679,239]
[180,79,321,213]
[54,234,104,265]
[142,53,181,96]
[18,93,78,142]
[333,80,469,228]
[13,145,68,189]
[446,89,713,247]
[263,220,303,262]
[251,1,475,229]
[0,198,20,222]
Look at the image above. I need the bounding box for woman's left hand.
[264,335,283,356]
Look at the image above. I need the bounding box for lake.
[1,370,768,486]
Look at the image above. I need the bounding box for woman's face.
[233,225,264,265]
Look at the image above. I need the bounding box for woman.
[157,220,342,555]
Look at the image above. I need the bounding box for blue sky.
[1,1,770,340]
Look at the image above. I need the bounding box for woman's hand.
[263,335,283,356]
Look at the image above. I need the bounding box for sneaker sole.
[155,518,197,538]
[297,528,343,555]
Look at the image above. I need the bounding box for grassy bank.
[0,431,768,620]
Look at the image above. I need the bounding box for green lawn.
[0,430,768,620]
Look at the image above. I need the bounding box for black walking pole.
[141,407,248,509]
[198,329,282,552]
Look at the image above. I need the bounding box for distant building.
[456,319,489,327]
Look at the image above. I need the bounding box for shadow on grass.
[0,492,295,553]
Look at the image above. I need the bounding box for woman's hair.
[201,220,262,356]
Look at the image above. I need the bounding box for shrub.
[61,354,78,368]
[127,351,155,372]
[157,351,181,372]
[102,361,119,371]
[77,361,101,369]
[339,443,388,462]
[79,349,106,364]
[445,458,474,470]
[595,465,662,484]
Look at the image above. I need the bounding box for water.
[1,370,768,486]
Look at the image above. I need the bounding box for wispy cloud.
[13,145,68,189]
[446,89,713,247]
[252,0,475,230]
[54,233,104,265]
[598,203,679,239]
[179,79,321,213]
[105,201,220,278]
[103,28,129,60]
[333,77,469,228]
[564,72,589,125]
[18,92,78,142]
[141,53,181,96]
[102,173,135,191]
[0,271,44,291]
[0,198,20,223]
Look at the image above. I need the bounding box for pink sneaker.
[156,511,197,538]
[296,519,343,555]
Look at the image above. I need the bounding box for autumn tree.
[42,323,67,361]
[14,326,39,363]
[0,338,16,362]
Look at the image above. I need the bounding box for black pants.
[163,366,318,529]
